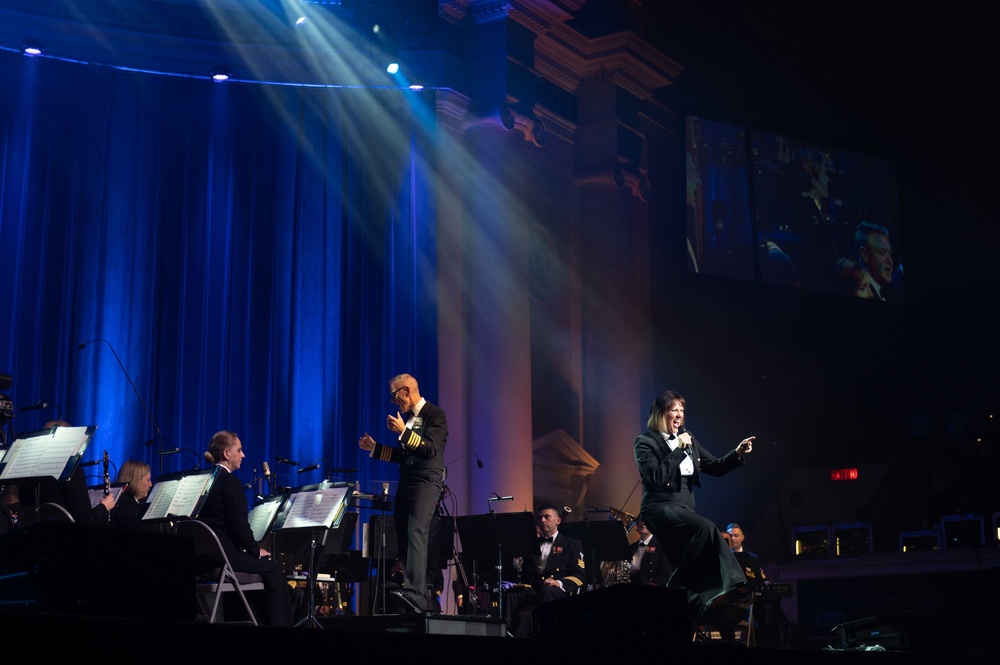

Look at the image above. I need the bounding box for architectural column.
[523,6,682,516]
[437,2,536,516]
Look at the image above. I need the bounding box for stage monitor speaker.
[834,611,937,652]
[533,584,689,643]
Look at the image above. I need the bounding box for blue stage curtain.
[0,50,438,499]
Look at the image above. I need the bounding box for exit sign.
[830,467,859,482]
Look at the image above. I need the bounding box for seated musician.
[728,522,765,590]
[200,430,293,626]
[701,522,765,643]
[509,504,586,637]
[628,517,673,586]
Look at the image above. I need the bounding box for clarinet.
[103,450,111,522]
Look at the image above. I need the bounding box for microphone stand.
[437,485,477,615]
[78,339,166,473]
[375,482,389,615]
[274,457,298,493]
[486,494,513,622]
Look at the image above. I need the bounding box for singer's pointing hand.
[359,433,375,451]
[387,411,405,434]
[737,436,755,455]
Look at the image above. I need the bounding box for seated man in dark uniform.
[702,522,765,643]
[509,504,586,636]
[628,517,673,586]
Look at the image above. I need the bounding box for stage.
[4,609,995,664]
[0,521,996,659]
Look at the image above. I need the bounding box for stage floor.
[4,609,995,664]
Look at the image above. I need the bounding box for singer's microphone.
[297,463,320,473]
[382,482,389,498]
[78,338,163,448]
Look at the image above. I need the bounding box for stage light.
[295,16,307,26]
[21,39,44,56]
[386,62,399,75]
[408,84,424,92]
[211,68,231,82]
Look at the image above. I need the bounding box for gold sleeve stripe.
[563,575,584,587]
[401,430,426,452]
[376,446,394,462]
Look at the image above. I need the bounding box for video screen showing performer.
[750,130,903,300]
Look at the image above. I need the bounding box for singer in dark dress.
[360,373,447,613]
[633,390,754,626]
[200,430,293,626]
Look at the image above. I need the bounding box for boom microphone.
[262,461,272,495]
[78,338,163,448]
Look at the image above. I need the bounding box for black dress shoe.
[388,590,424,614]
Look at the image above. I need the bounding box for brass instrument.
[599,506,638,587]
[606,505,639,532]
[601,559,631,587]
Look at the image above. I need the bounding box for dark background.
[629,2,997,558]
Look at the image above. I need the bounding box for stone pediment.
[532,429,599,474]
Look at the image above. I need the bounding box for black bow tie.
[667,433,677,440]
[540,536,553,544]
[637,541,647,547]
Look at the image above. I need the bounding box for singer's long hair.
[117,460,152,500]
[647,390,685,431]
[204,430,239,465]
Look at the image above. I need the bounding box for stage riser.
[318,614,506,637]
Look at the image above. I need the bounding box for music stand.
[560,519,631,589]
[0,425,97,522]
[140,468,219,524]
[311,511,362,615]
[354,487,393,615]
[455,512,539,622]
[273,481,353,628]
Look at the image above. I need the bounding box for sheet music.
[87,484,128,509]
[0,426,94,481]
[248,499,283,542]
[168,474,213,515]
[282,486,349,530]
[142,471,216,520]
[143,478,181,519]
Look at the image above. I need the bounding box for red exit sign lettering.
[830,467,859,482]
